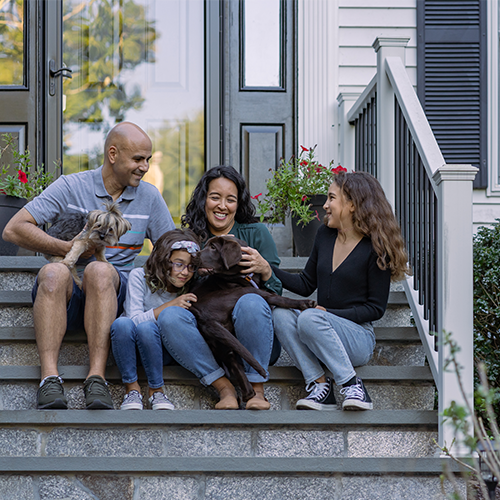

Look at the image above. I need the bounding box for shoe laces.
[85,377,109,396]
[340,382,364,400]
[124,390,142,403]
[305,380,329,401]
[39,376,64,396]
[150,392,168,403]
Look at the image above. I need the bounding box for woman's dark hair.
[144,228,200,293]
[332,171,410,282]
[181,165,257,242]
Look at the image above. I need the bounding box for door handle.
[49,59,73,96]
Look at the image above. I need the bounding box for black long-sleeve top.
[272,225,392,324]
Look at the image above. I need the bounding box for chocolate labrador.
[188,235,317,403]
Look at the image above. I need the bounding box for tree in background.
[0,0,24,86]
[62,0,157,172]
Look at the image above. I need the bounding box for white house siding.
[299,0,417,168]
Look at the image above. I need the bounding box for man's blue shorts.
[31,269,128,331]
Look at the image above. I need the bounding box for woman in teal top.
[159,166,281,410]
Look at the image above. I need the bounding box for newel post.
[433,165,477,451]
[373,37,409,207]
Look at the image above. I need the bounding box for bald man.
[3,122,175,410]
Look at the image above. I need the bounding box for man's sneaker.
[37,376,68,410]
[120,390,143,410]
[296,377,337,410]
[83,375,114,409]
[148,391,175,410]
[340,377,373,410]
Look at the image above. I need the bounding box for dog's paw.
[300,300,317,310]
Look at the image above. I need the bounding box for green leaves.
[473,221,500,426]
[0,134,58,201]
[255,145,336,226]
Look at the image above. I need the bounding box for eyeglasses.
[170,261,197,273]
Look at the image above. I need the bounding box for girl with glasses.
[110,228,200,410]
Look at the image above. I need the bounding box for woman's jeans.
[272,307,375,386]
[159,294,274,385]
[110,317,174,390]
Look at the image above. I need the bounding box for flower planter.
[291,194,326,257]
[0,194,27,255]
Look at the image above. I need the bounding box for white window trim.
[487,0,500,195]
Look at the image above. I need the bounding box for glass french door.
[61,0,209,228]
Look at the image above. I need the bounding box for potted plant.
[253,145,346,256]
[0,133,58,255]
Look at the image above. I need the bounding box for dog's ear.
[86,210,99,228]
[219,238,242,270]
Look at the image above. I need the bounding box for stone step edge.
[0,456,462,474]
[0,290,407,307]
[0,326,421,343]
[0,365,434,382]
[0,409,438,426]
[3,256,308,272]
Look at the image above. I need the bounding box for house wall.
[299,0,500,228]
[298,0,417,168]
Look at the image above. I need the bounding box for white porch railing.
[340,37,477,451]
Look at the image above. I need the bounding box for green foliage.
[254,145,344,226]
[0,0,24,85]
[0,134,58,201]
[473,220,500,425]
[438,333,500,500]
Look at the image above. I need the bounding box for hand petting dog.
[239,246,272,281]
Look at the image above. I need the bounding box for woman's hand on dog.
[169,293,197,309]
[239,246,272,281]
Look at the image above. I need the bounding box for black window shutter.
[417,0,486,188]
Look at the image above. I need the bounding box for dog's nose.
[99,232,106,240]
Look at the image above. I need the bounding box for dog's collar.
[242,273,259,289]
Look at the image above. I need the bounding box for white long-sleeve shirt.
[121,267,177,325]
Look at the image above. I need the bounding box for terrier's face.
[86,207,131,246]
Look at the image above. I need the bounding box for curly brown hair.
[144,228,201,294]
[332,171,410,282]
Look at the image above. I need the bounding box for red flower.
[300,160,308,167]
[301,195,308,202]
[300,146,309,152]
[251,193,263,200]
[315,167,322,173]
[17,170,28,183]
[331,165,347,174]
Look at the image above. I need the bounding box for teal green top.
[208,220,282,295]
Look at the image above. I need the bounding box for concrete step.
[0,364,435,411]
[0,409,439,464]
[0,467,464,500]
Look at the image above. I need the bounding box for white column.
[298,0,337,165]
[372,37,409,207]
[433,164,478,452]
[337,92,360,171]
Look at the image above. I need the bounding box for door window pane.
[242,0,282,88]
[0,0,25,86]
[62,0,204,228]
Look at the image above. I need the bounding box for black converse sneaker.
[296,377,337,410]
[340,377,373,410]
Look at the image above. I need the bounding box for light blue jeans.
[110,317,174,390]
[272,307,375,386]
[159,294,274,385]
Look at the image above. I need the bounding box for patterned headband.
[171,240,200,254]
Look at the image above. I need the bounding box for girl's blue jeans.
[110,317,173,390]
[272,307,375,386]
[158,294,275,386]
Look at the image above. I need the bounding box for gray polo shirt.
[25,166,175,274]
